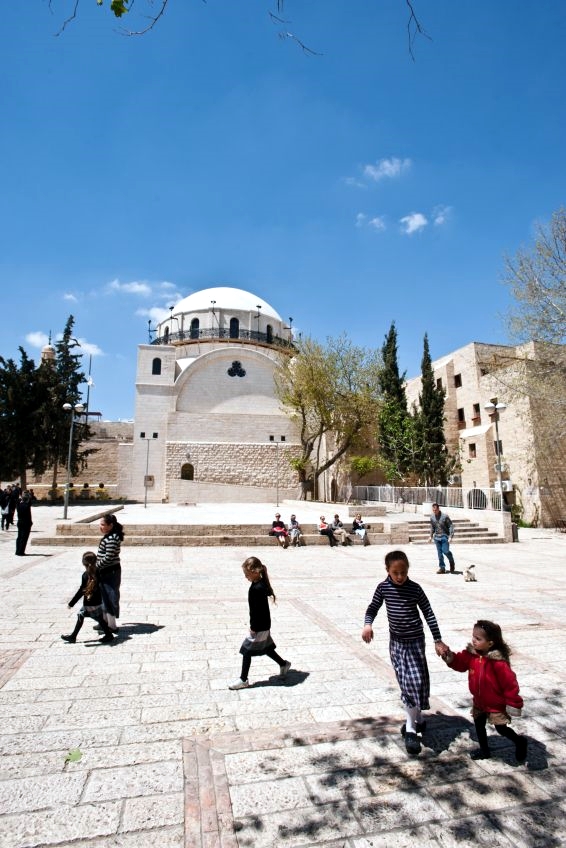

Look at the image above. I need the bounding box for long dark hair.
[475,619,512,663]
[82,551,98,599]
[102,513,125,541]
[242,556,276,603]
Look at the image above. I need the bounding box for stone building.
[406,340,566,527]
[117,286,303,503]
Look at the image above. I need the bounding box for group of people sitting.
[268,512,370,548]
[318,513,370,547]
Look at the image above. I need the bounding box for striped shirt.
[364,576,442,642]
[96,532,122,571]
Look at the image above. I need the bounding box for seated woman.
[318,515,337,547]
[288,514,303,547]
[351,513,370,546]
[268,513,289,548]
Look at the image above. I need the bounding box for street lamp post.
[63,402,85,519]
[269,435,285,507]
[141,432,158,508]
[484,398,507,511]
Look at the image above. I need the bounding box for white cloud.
[136,306,171,324]
[26,331,50,349]
[368,216,386,231]
[363,157,411,183]
[75,338,103,357]
[400,212,428,235]
[63,293,78,302]
[433,205,452,226]
[355,213,367,228]
[344,176,367,189]
[107,279,152,296]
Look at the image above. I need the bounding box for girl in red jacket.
[442,619,527,762]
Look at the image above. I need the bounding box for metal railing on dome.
[350,485,506,512]
[151,328,294,349]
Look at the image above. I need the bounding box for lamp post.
[484,398,507,511]
[256,304,262,338]
[269,435,285,507]
[63,402,85,519]
[140,432,158,508]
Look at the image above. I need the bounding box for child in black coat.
[61,552,115,644]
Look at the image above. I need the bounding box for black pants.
[319,528,337,546]
[241,648,285,680]
[16,525,32,555]
[474,712,521,751]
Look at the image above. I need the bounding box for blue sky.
[1,1,564,419]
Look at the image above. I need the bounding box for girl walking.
[97,513,124,633]
[441,620,527,762]
[362,550,447,756]
[229,556,291,690]
[61,552,115,643]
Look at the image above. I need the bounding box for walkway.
[1,503,565,847]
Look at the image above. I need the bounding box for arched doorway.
[190,318,199,339]
[181,463,195,481]
[229,317,239,339]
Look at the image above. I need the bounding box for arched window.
[181,463,194,481]
[229,317,239,339]
[190,318,199,339]
[266,324,273,343]
[163,326,170,343]
[151,357,162,375]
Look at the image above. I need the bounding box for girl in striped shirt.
[362,550,448,756]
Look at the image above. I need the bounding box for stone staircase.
[31,522,390,548]
[407,518,504,544]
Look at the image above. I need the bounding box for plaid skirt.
[239,630,276,657]
[389,636,430,710]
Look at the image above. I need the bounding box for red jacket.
[448,645,523,715]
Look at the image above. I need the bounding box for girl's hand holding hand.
[362,624,373,644]
[434,640,449,657]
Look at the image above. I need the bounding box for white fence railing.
[351,485,507,512]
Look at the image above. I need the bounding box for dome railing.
[151,327,294,349]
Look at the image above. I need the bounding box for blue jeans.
[434,536,455,571]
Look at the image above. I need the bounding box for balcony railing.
[151,328,294,349]
[351,485,507,512]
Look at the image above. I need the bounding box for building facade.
[117,286,303,503]
[406,341,566,527]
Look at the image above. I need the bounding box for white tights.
[404,705,422,733]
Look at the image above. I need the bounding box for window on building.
[266,324,273,343]
[151,358,161,375]
[469,443,477,459]
[454,374,462,387]
[436,378,442,390]
[181,463,194,481]
[229,317,239,339]
[190,318,199,339]
[457,408,465,422]
[472,402,481,422]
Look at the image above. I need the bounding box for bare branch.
[406,0,431,61]
[53,0,81,36]
[118,0,169,36]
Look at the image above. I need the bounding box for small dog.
[464,564,477,582]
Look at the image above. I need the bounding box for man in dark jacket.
[15,491,33,556]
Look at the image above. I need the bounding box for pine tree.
[377,322,412,481]
[414,333,450,485]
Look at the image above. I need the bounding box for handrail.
[151,328,294,349]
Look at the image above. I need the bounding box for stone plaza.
[1,501,566,848]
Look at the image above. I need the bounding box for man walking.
[429,502,455,574]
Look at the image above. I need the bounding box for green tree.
[275,334,382,499]
[413,333,451,485]
[376,322,413,481]
[0,349,51,488]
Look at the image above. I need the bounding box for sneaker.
[99,634,115,644]
[279,661,291,679]
[228,678,249,690]
[515,736,528,763]
[470,748,491,760]
[61,634,76,643]
[449,566,456,573]
[436,569,447,574]
[405,732,421,756]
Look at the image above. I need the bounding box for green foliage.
[376,322,416,481]
[349,455,378,479]
[413,333,452,485]
[110,1,129,17]
[275,334,382,498]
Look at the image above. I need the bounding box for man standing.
[429,502,455,574]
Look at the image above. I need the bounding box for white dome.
[172,287,282,322]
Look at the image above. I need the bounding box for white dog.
[464,564,477,582]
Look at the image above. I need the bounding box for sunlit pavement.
[1,503,565,848]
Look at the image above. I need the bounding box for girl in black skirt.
[229,556,291,689]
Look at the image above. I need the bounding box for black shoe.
[515,736,528,763]
[61,634,76,643]
[449,566,455,573]
[99,634,115,644]
[405,732,421,756]
[470,748,491,760]
[401,720,427,737]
